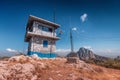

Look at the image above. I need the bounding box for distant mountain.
[66,47,108,61]
[77,47,108,60]
[77,47,95,60]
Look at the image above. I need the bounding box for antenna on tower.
[70,28,74,52]
[69,17,74,52]
[66,17,77,57]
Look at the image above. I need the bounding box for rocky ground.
[0,55,120,80]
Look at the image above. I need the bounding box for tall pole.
[50,41,52,58]
[70,28,74,52]
[51,7,56,57]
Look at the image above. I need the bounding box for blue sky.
[0,0,120,57]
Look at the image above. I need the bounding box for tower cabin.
[25,15,60,58]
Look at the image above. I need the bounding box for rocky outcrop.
[66,52,78,57]
[77,47,95,60]
[66,57,80,64]
[0,55,120,80]
[0,55,94,80]
[77,47,108,60]
[0,55,48,80]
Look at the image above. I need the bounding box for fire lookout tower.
[24,15,60,58]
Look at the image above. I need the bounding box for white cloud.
[95,49,117,54]
[56,49,71,57]
[6,48,17,53]
[94,49,120,58]
[106,49,112,53]
[80,13,87,22]
[56,48,78,57]
[0,48,26,57]
[56,49,71,52]
[72,27,77,31]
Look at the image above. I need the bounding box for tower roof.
[27,15,60,29]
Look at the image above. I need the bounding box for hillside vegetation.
[85,58,120,69]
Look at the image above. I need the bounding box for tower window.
[38,25,53,32]
[49,28,52,32]
[38,25,42,30]
[43,40,48,47]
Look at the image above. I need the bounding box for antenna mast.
[69,16,74,52]
[70,28,74,52]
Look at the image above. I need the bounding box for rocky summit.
[77,47,108,60]
[66,47,108,61]
[0,55,120,80]
[77,47,95,60]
